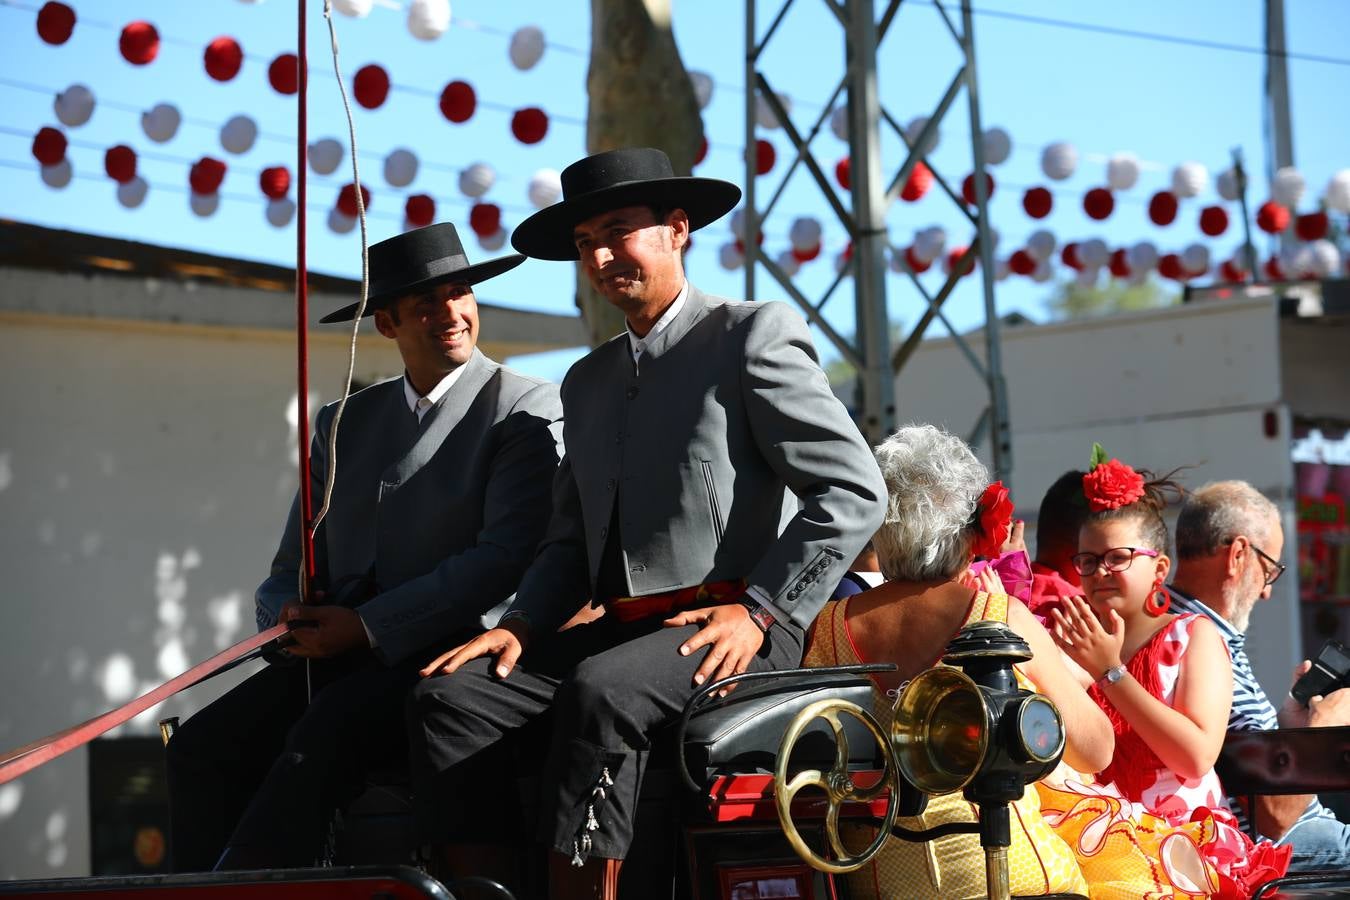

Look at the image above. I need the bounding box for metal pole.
[1232,147,1259,282]
[744,1,759,302]
[1265,0,1294,253]
[960,0,1011,486]
[846,0,894,445]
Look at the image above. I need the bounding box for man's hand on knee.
[665,604,765,694]
[421,618,531,680]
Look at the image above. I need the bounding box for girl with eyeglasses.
[1036,449,1290,898]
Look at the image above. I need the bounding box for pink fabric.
[1027,562,1081,624]
[968,549,1033,605]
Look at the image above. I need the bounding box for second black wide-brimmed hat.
[320,222,525,323]
[510,147,742,261]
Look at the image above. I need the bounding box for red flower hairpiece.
[971,481,1013,559]
[1082,450,1146,511]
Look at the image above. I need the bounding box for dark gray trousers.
[406,612,804,861]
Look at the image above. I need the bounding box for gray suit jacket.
[256,349,563,665]
[507,286,884,634]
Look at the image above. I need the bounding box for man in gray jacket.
[409,148,885,898]
[166,223,562,871]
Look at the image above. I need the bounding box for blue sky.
[2,0,1347,381]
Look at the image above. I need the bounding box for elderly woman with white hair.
[803,424,1114,899]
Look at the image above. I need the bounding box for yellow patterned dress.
[802,590,1089,900]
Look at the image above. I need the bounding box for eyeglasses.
[1070,547,1160,577]
[1249,543,1287,587]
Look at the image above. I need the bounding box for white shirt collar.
[626,281,689,367]
[403,365,466,421]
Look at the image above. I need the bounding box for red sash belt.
[604,579,747,623]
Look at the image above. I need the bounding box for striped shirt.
[1168,586,1334,840]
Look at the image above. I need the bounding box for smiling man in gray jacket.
[409,148,885,899]
[165,223,562,872]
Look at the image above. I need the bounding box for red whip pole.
[295,0,316,600]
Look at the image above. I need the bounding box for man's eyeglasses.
[1070,547,1160,577]
[1249,543,1287,587]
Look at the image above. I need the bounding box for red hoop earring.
[1144,577,1170,617]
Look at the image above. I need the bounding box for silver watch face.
[1104,665,1125,684]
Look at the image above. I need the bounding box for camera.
[1291,639,1350,707]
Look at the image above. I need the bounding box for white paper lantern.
[141,103,181,144]
[789,216,822,251]
[1041,142,1077,181]
[1216,167,1242,202]
[755,90,792,130]
[308,138,344,175]
[888,247,907,274]
[220,115,258,155]
[985,226,1000,252]
[1106,153,1140,191]
[1171,162,1208,199]
[190,192,220,218]
[458,162,495,198]
[509,25,545,71]
[1309,240,1341,278]
[982,127,1011,166]
[718,241,743,271]
[730,208,747,241]
[829,106,849,142]
[1025,229,1056,260]
[1281,243,1313,278]
[1181,243,1210,275]
[1271,166,1305,208]
[1079,238,1108,269]
[478,227,507,251]
[689,71,713,110]
[384,148,419,187]
[1031,258,1054,283]
[117,176,148,208]
[527,168,562,208]
[993,258,1011,282]
[266,197,296,228]
[775,249,801,277]
[407,0,450,41]
[40,159,72,189]
[1075,266,1101,288]
[54,84,95,128]
[1127,241,1159,273]
[1323,170,1350,214]
[912,226,946,264]
[328,207,357,233]
[332,0,373,17]
[905,116,939,152]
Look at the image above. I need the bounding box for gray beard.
[1221,581,1259,633]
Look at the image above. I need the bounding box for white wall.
[0,314,404,879]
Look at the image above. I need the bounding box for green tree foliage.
[1049,275,1181,320]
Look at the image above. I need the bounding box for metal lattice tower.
[742,0,1013,485]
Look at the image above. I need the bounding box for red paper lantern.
[104,145,136,183]
[903,246,931,273]
[1083,187,1114,221]
[1060,242,1083,271]
[1219,259,1246,282]
[841,242,854,264]
[694,135,708,166]
[37,2,76,45]
[1109,248,1131,279]
[469,202,501,238]
[1263,256,1285,281]
[1158,253,1185,280]
[439,81,476,123]
[259,166,290,199]
[204,36,243,82]
[1255,200,1289,234]
[835,157,851,191]
[1295,211,1329,242]
[1008,249,1037,276]
[733,233,765,256]
[791,242,821,263]
[120,21,160,66]
[353,64,390,110]
[269,53,299,95]
[32,126,66,166]
[1022,186,1052,219]
[337,182,371,217]
[961,172,995,205]
[755,139,775,176]
[511,107,549,145]
[900,162,933,202]
[189,157,227,195]
[1198,205,1229,237]
[1148,190,1178,226]
[405,194,436,228]
[947,247,974,278]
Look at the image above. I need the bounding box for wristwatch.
[1097,664,1127,689]
[737,597,777,633]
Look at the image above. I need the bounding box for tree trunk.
[580,0,703,346]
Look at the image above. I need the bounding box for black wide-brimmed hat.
[510,147,742,261]
[320,222,525,323]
